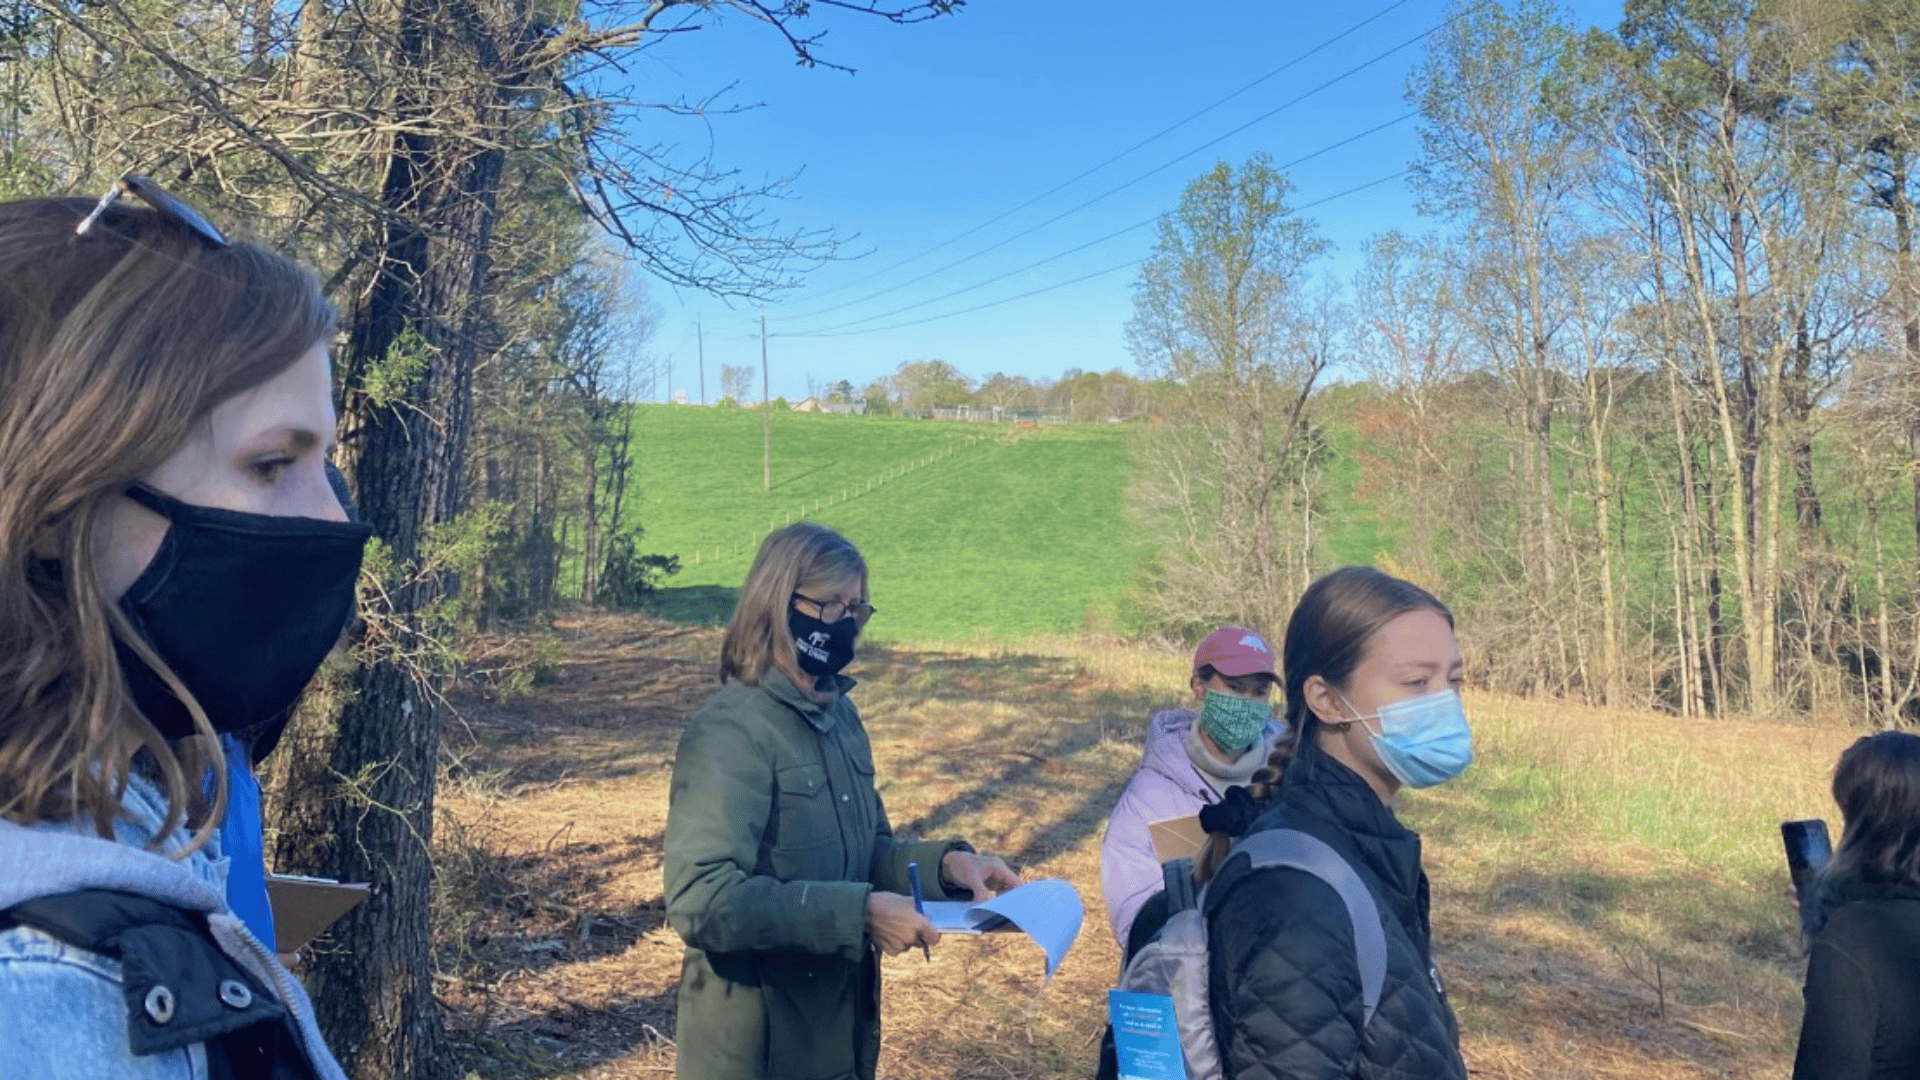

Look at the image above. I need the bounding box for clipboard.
[1147,814,1208,865]
[266,874,370,954]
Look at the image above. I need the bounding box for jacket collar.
[759,666,858,733]
[1815,874,1920,915]
[1275,741,1424,906]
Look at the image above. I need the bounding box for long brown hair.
[1196,566,1453,882]
[1808,732,1920,934]
[0,196,334,848]
[720,521,867,686]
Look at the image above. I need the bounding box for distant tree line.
[852,359,1163,421]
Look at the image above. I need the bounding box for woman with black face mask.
[664,521,1020,1080]
[0,182,368,1078]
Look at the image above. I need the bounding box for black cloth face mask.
[789,608,858,679]
[113,484,374,739]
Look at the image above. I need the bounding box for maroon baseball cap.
[1193,626,1277,678]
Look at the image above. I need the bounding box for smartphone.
[1781,819,1833,895]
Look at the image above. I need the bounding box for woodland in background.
[1370,0,1920,725]
[1116,0,1920,729]
[755,0,1920,729]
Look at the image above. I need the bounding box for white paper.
[922,878,1084,980]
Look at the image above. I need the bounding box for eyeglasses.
[793,592,876,624]
[74,174,229,249]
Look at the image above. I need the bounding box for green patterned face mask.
[1200,689,1271,754]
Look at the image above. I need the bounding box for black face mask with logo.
[789,608,859,679]
[113,484,374,740]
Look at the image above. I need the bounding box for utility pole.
[696,314,705,405]
[761,308,771,492]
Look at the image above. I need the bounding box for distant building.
[792,396,830,413]
[824,400,867,415]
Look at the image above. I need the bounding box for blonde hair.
[720,522,866,686]
[0,195,335,848]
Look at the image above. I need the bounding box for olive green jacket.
[664,669,970,1080]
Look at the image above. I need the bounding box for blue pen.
[907,862,931,962]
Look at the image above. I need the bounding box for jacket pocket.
[770,764,840,881]
[758,952,861,1080]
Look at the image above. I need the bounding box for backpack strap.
[1161,856,1197,914]
[1203,828,1389,1027]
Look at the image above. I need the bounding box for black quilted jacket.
[1204,742,1466,1080]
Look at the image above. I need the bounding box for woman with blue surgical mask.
[1189,566,1471,1080]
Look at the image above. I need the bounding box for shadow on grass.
[450,630,1159,830]
[1428,854,1804,1076]
[444,615,719,791]
[451,987,678,1080]
[436,826,669,972]
[1459,857,1801,969]
[768,461,835,492]
[856,645,1161,867]
[437,827,680,1079]
[645,585,739,627]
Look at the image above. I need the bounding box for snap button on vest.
[219,979,254,1009]
[144,984,176,1024]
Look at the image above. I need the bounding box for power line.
[785,112,1422,337]
[783,0,1420,314]
[777,3,1487,330]
[778,170,1410,340]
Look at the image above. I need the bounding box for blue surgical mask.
[1338,688,1473,788]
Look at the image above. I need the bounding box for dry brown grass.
[429,613,1851,1079]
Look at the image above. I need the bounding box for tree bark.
[270,3,506,1076]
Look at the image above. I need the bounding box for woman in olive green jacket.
[664,522,1020,1080]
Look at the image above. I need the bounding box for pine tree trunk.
[268,4,505,1075]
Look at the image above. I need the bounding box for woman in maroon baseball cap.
[1098,625,1282,955]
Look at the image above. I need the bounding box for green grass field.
[616,401,1916,664]
[621,407,1140,641]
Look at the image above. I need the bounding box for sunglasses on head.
[74,174,228,249]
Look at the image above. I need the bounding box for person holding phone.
[1792,731,1920,1080]
[662,522,1020,1080]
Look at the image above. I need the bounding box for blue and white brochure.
[1108,989,1187,1080]
[922,878,1084,981]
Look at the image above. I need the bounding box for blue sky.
[628,1,1623,403]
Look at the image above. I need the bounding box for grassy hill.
[620,407,1140,641]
